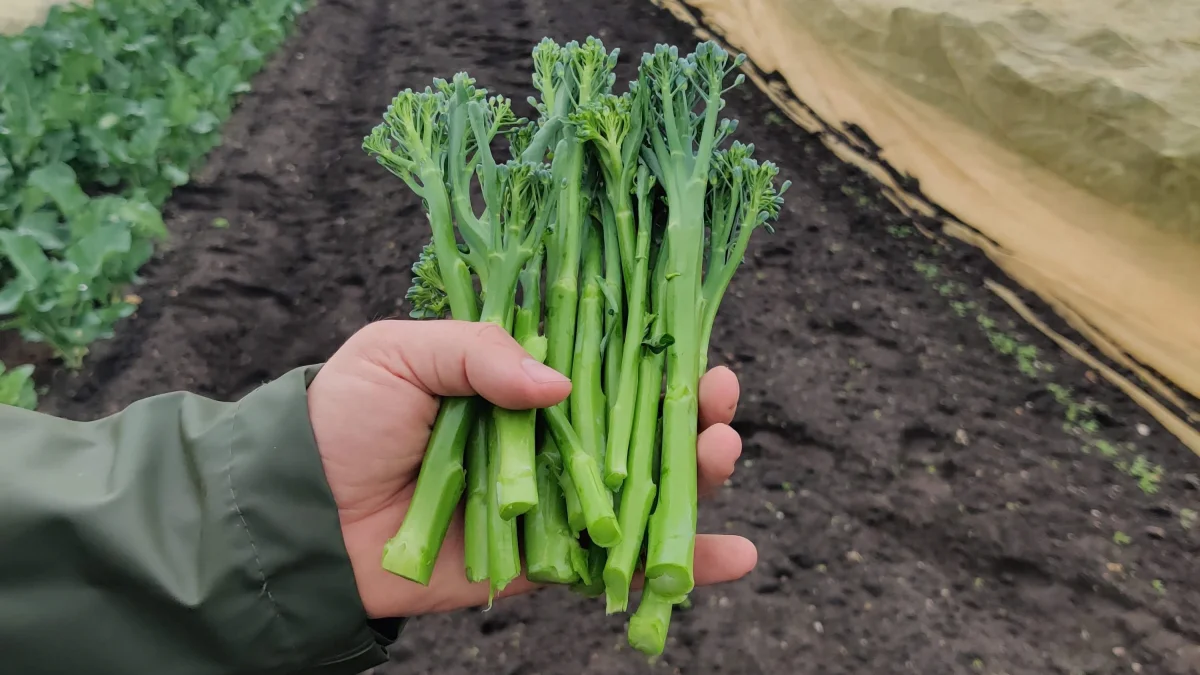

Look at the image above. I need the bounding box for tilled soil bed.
[25,0,1200,673]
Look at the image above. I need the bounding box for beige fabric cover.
[654,0,1200,451]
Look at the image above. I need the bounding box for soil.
[18,0,1200,673]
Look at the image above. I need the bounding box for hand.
[307,320,757,619]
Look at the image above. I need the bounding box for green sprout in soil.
[950,300,976,317]
[1047,384,1165,494]
[889,193,1173,502]
[913,260,939,280]
[1113,531,1132,546]
[1180,508,1197,530]
[937,281,965,297]
[1116,455,1164,495]
[1152,579,1166,595]
[1091,439,1120,458]
[887,224,915,239]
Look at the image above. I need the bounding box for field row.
[0,0,308,407]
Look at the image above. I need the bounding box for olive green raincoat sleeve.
[0,365,399,675]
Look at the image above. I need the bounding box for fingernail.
[522,358,569,384]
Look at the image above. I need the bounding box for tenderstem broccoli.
[363,36,787,656]
[639,42,745,604]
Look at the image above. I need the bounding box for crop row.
[0,0,309,407]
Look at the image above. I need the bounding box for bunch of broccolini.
[363,37,787,655]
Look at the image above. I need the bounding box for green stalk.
[571,222,608,474]
[603,308,665,612]
[543,404,620,547]
[463,416,489,584]
[467,295,522,586]
[645,193,703,601]
[628,589,674,656]
[600,199,625,426]
[545,140,586,382]
[571,543,608,597]
[525,446,586,584]
[494,247,547,519]
[698,150,787,373]
[493,408,538,518]
[642,45,730,603]
[560,469,587,535]
[604,165,654,489]
[580,214,617,596]
[378,165,481,585]
[526,134,589,574]
[486,414,521,601]
[608,184,636,288]
[544,135,588,535]
[380,396,478,583]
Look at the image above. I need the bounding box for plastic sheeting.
[655,0,1200,452]
[0,0,88,34]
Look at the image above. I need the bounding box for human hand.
[307,320,757,619]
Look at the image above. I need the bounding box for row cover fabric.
[0,0,87,34]
[790,0,1200,240]
[655,0,1200,451]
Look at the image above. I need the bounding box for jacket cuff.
[228,365,391,674]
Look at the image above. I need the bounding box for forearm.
[0,367,391,675]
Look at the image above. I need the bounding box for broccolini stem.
[698,202,759,373]
[421,169,482,322]
[628,589,674,656]
[571,543,609,598]
[542,137,589,536]
[571,223,608,473]
[543,405,621,547]
[604,165,654,489]
[379,178,482,585]
[559,467,587,534]
[380,396,477,584]
[464,414,490,584]
[601,199,625,426]
[544,141,585,381]
[611,187,636,287]
[643,52,730,603]
[494,247,547,519]
[526,136,589,577]
[603,320,665,611]
[646,199,703,602]
[486,415,521,601]
[493,408,538,519]
[525,448,587,584]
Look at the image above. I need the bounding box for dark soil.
[23,0,1200,673]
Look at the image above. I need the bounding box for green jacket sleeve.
[0,366,396,675]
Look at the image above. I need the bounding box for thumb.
[348,319,571,410]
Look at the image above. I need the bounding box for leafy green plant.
[0,0,308,368]
[0,163,166,366]
[0,360,37,409]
